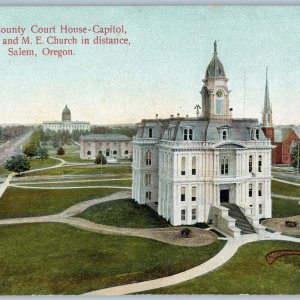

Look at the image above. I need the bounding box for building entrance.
[220,189,229,203]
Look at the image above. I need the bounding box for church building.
[43,105,91,133]
[132,42,272,236]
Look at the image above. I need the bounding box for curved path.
[9,184,131,190]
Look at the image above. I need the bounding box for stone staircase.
[221,203,256,234]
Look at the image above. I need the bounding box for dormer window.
[218,126,230,141]
[148,128,153,138]
[256,129,259,140]
[189,129,193,140]
[183,128,193,141]
[250,128,260,140]
[183,129,188,140]
[222,130,227,140]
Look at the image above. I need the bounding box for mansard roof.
[136,117,267,142]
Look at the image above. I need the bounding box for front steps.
[221,203,256,234]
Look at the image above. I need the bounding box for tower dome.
[62,105,71,121]
[205,41,226,78]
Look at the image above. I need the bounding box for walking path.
[0,174,13,198]
[272,177,300,187]
[9,184,131,190]
[272,193,300,201]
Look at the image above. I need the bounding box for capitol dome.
[62,105,71,121]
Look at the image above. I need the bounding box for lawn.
[29,158,61,170]
[79,199,169,228]
[23,165,132,177]
[52,152,90,163]
[0,187,125,218]
[0,166,9,175]
[147,240,300,295]
[272,197,300,218]
[272,180,300,197]
[0,223,225,295]
[19,179,132,188]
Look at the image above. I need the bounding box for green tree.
[37,147,49,160]
[23,143,38,160]
[291,145,300,169]
[57,147,65,156]
[52,137,60,149]
[5,155,30,175]
[95,153,107,165]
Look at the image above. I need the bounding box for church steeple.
[201,41,231,120]
[262,67,273,127]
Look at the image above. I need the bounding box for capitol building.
[132,42,272,236]
[43,105,90,133]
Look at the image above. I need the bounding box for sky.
[0,6,299,125]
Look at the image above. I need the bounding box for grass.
[272,197,300,218]
[23,165,132,177]
[0,187,125,218]
[0,166,9,175]
[19,179,132,188]
[29,158,61,170]
[147,240,300,295]
[272,180,300,197]
[0,223,225,295]
[79,199,170,228]
[52,153,90,163]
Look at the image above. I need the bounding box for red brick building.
[261,69,300,165]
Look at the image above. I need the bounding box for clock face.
[216,90,223,98]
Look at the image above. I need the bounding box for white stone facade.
[43,121,90,133]
[132,42,272,230]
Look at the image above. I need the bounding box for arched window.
[221,158,229,175]
[124,150,128,155]
[148,128,153,138]
[249,155,253,173]
[256,129,259,140]
[251,129,255,140]
[258,155,262,172]
[146,150,152,165]
[181,157,186,175]
[181,187,186,201]
[113,150,117,155]
[98,150,102,155]
[192,186,196,201]
[222,130,227,140]
[192,157,196,175]
[248,184,253,197]
[183,129,188,140]
[106,149,110,156]
[87,151,91,155]
[189,129,193,140]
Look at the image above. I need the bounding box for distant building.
[132,42,272,236]
[261,71,300,165]
[80,134,132,160]
[43,105,90,133]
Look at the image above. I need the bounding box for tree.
[291,144,300,169]
[57,147,65,155]
[5,155,30,175]
[23,143,38,160]
[37,147,49,160]
[52,137,60,149]
[95,153,107,165]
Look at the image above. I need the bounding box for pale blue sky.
[0,6,299,125]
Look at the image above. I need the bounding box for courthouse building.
[132,42,272,236]
[43,105,90,133]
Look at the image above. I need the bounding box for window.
[221,158,229,175]
[256,129,259,140]
[258,183,262,197]
[192,208,197,220]
[106,149,110,157]
[124,150,128,155]
[251,129,255,140]
[249,184,253,197]
[98,150,102,154]
[146,191,152,201]
[145,174,152,186]
[222,130,227,140]
[181,157,186,175]
[113,150,117,155]
[148,128,153,138]
[189,129,193,140]
[181,187,186,201]
[249,155,253,173]
[192,157,196,175]
[87,151,91,155]
[258,155,262,172]
[183,129,188,140]
[259,204,262,214]
[146,150,152,165]
[181,209,186,221]
[192,186,196,201]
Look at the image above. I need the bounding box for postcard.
[0,6,299,296]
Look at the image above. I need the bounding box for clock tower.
[201,41,231,120]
